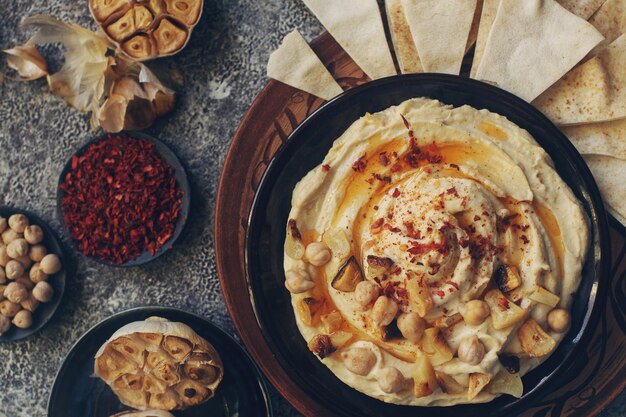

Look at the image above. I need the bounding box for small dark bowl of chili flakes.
[57,132,190,267]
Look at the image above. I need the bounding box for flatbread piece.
[588,0,626,55]
[470,0,499,78]
[302,0,396,80]
[561,118,626,159]
[533,34,626,125]
[401,0,477,74]
[583,154,626,226]
[386,0,422,73]
[267,30,343,101]
[557,0,607,19]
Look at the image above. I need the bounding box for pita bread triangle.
[474,0,604,102]
[470,0,499,78]
[557,0,607,19]
[267,30,343,101]
[561,118,626,160]
[400,0,478,74]
[533,34,626,125]
[583,154,626,226]
[588,0,626,56]
[386,0,423,73]
[302,0,396,80]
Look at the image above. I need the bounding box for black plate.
[246,74,610,417]
[48,306,273,417]
[56,132,191,267]
[0,206,67,342]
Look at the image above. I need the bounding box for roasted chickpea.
[29,263,48,283]
[5,260,24,280]
[0,217,7,234]
[32,281,54,303]
[29,245,47,262]
[285,267,315,294]
[547,308,570,333]
[4,282,28,304]
[457,335,485,365]
[0,314,10,335]
[7,239,28,259]
[8,214,29,233]
[354,281,379,307]
[397,312,426,342]
[377,367,405,393]
[460,300,490,326]
[0,245,9,267]
[341,347,377,376]
[372,296,398,326]
[0,300,21,317]
[12,309,32,329]
[20,294,40,313]
[23,225,44,244]
[1,228,19,245]
[305,242,331,266]
[40,254,62,275]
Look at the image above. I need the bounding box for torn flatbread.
[267,30,343,101]
[561,118,626,159]
[470,0,499,78]
[475,0,604,102]
[465,0,484,53]
[401,0,477,74]
[588,0,626,55]
[557,0,607,19]
[386,0,422,73]
[533,34,626,125]
[583,154,626,226]
[302,0,396,80]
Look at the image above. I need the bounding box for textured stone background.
[0,1,623,417]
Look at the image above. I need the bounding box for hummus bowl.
[245,74,609,417]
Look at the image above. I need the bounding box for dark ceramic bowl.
[0,206,67,341]
[56,132,191,267]
[245,74,610,417]
[48,306,273,417]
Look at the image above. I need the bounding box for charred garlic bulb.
[457,335,486,365]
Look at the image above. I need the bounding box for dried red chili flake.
[432,289,446,298]
[352,154,367,172]
[391,188,401,198]
[390,163,402,173]
[378,152,389,166]
[321,164,331,172]
[59,134,184,264]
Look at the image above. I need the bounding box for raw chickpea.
[377,367,405,393]
[460,300,490,326]
[1,228,20,245]
[0,300,21,317]
[371,296,398,326]
[20,294,40,313]
[285,268,314,294]
[0,314,9,335]
[24,225,44,244]
[15,276,34,291]
[4,282,28,304]
[5,260,24,280]
[40,254,62,275]
[7,239,28,259]
[12,309,33,329]
[305,242,331,267]
[0,217,6,234]
[355,281,380,307]
[547,308,570,333]
[33,281,54,303]
[8,214,29,233]
[15,255,32,269]
[457,335,486,365]
[397,312,426,342]
[0,285,5,301]
[0,245,9,267]
[341,347,377,376]
[0,267,6,284]
[29,263,48,283]
[29,245,47,262]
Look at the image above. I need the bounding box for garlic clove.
[3,42,48,81]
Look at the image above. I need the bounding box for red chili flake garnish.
[429,263,441,275]
[390,163,402,172]
[482,210,490,217]
[446,281,459,290]
[59,134,184,264]
[520,235,530,244]
[474,215,481,221]
[370,218,384,233]
[352,154,367,172]
[387,212,394,219]
[379,152,389,166]
[498,297,510,311]
[446,187,457,195]
[373,205,379,211]
[450,163,460,170]
[384,224,401,233]
[423,166,431,173]
[382,281,409,306]
[432,289,446,298]
[373,173,391,183]
[321,164,330,172]
[459,237,469,248]
[392,188,401,198]
[403,222,421,239]
[366,177,375,184]
[400,114,411,130]
[288,219,302,240]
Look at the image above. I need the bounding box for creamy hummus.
[283,98,588,406]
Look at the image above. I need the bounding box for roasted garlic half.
[89,0,203,61]
[94,317,223,410]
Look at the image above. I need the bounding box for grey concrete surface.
[0,1,623,417]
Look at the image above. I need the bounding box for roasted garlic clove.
[529,286,561,307]
[90,0,130,22]
[153,18,188,55]
[405,273,433,317]
[489,370,523,398]
[164,0,202,26]
[435,372,466,395]
[494,264,522,293]
[484,288,527,330]
[174,379,209,407]
[163,335,193,361]
[420,328,453,365]
[122,34,154,60]
[331,256,364,292]
[413,355,438,398]
[518,319,556,357]
[110,336,145,366]
[467,373,490,400]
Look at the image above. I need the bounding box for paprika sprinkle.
[59,134,184,264]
